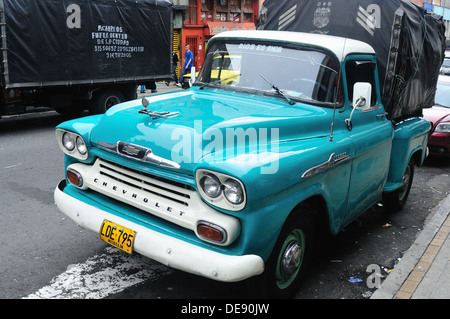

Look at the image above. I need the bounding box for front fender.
[56,115,103,137]
[197,136,348,260]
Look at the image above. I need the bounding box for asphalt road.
[1,109,449,301]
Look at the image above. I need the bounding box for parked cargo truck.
[53,0,446,298]
[0,0,172,117]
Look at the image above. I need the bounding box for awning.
[206,21,256,36]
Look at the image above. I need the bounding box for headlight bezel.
[56,129,89,160]
[196,169,246,211]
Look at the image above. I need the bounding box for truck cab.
[54,30,430,298]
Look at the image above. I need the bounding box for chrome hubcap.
[399,165,411,200]
[281,240,302,277]
[276,229,305,289]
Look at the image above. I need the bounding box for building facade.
[173,0,260,78]
[411,0,450,40]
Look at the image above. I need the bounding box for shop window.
[201,0,212,10]
[242,0,253,21]
[186,0,198,25]
[216,0,228,13]
[201,0,213,21]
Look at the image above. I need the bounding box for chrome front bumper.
[54,180,264,282]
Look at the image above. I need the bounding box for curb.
[371,192,450,299]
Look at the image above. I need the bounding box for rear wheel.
[89,89,125,114]
[383,158,414,212]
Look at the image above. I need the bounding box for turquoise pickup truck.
[54,30,431,298]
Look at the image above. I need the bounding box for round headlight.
[200,174,222,198]
[62,132,75,151]
[76,136,87,155]
[222,179,244,205]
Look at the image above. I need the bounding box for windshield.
[196,41,341,105]
[435,81,450,108]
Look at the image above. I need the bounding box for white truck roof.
[213,30,376,62]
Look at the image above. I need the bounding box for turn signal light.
[67,168,83,187]
[197,222,226,243]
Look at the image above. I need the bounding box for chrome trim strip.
[302,152,350,179]
[96,141,117,151]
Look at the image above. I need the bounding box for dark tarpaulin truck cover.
[0,0,173,88]
[258,0,446,121]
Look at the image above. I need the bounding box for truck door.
[342,58,394,225]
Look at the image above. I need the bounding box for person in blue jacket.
[177,44,194,87]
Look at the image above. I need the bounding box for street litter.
[362,291,373,298]
[348,277,363,283]
[383,267,393,273]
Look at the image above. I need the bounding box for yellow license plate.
[99,220,136,254]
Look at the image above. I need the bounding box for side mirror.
[346,82,372,131]
[352,82,372,111]
[189,66,196,87]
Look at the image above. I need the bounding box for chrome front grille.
[97,159,194,207]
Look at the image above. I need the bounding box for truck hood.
[90,88,329,173]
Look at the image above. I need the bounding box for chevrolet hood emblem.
[116,141,181,169]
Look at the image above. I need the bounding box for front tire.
[248,208,314,298]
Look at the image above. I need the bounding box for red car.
[423,76,450,157]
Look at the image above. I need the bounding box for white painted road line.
[25,247,173,299]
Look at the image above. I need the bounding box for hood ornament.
[139,97,180,120]
[117,141,181,169]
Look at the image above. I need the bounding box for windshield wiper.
[259,74,296,105]
[199,73,241,90]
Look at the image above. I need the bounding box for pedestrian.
[166,51,180,86]
[176,44,194,88]
[140,81,157,94]
[148,81,157,93]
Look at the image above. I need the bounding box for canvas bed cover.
[258,0,446,121]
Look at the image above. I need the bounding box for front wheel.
[248,209,314,298]
[383,158,415,212]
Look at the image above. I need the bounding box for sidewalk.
[372,192,450,299]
